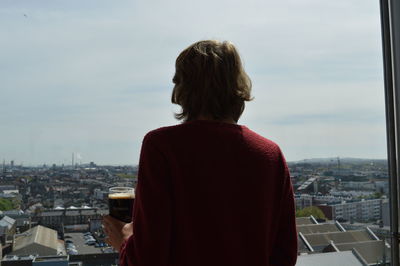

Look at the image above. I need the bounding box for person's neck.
[196,115,237,124]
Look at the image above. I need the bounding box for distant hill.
[289,157,387,164]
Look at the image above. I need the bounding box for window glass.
[0,0,389,264]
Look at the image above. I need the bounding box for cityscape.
[0,156,389,265]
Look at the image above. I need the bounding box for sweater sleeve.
[119,133,172,266]
[269,150,297,266]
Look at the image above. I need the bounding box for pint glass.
[108,187,135,223]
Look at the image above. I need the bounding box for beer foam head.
[109,192,135,199]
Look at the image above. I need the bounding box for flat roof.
[33,255,69,262]
[297,223,341,234]
[302,230,373,249]
[332,240,390,264]
[296,217,314,225]
[296,251,363,266]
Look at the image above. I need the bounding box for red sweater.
[119,120,297,266]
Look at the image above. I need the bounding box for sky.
[0,0,386,165]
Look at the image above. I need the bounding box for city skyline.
[0,0,386,165]
[0,155,388,168]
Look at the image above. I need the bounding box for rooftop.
[297,223,342,235]
[324,240,390,265]
[295,217,316,225]
[0,215,16,230]
[296,251,364,266]
[33,255,69,262]
[12,225,64,256]
[300,230,374,252]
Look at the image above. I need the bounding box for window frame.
[380,0,400,265]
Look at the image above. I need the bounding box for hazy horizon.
[1,155,388,168]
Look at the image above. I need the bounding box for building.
[1,210,31,232]
[340,181,375,191]
[382,199,390,227]
[296,215,391,264]
[2,255,70,266]
[0,185,18,194]
[31,207,106,231]
[318,199,382,222]
[93,189,107,200]
[32,255,69,266]
[295,194,350,210]
[300,229,378,253]
[0,216,17,245]
[69,253,118,266]
[89,218,102,232]
[10,225,65,257]
[2,254,36,266]
[297,177,319,193]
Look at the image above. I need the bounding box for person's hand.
[102,215,133,251]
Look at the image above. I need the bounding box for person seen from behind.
[103,40,298,266]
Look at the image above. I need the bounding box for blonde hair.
[171,40,253,122]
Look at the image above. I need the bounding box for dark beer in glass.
[108,187,135,223]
